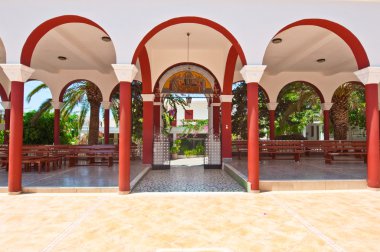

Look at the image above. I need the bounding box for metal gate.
[204,133,221,169]
[152,133,170,170]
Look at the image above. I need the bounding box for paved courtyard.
[0,160,148,187]
[227,156,366,180]
[1,190,379,251]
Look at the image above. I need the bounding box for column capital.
[354,67,380,84]
[141,94,155,102]
[153,102,161,106]
[220,95,233,103]
[266,102,278,111]
[112,64,138,83]
[101,101,112,110]
[50,101,63,110]
[321,102,334,111]
[211,103,221,107]
[0,64,34,82]
[240,65,267,84]
[0,101,10,110]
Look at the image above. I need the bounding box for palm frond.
[78,102,89,130]
[31,98,53,123]
[26,83,49,103]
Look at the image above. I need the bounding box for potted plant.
[170,139,181,160]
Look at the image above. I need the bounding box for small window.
[185,110,193,120]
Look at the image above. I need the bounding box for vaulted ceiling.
[30,23,116,74]
[263,25,358,76]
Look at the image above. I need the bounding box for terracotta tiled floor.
[1,190,379,251]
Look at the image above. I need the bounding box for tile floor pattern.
[132,165,244,192]
[227,156,366,180]
[0,160,148,187]
[1,190,380,251]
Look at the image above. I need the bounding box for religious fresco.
[162,71,214,94]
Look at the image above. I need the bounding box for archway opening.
[331,82,365,140]
[275,81,323,140]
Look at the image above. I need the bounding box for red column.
[143,100,154,164]
[104,109,110,144]
[54,109,60,145]
[8,81,24,193]
[269,110,275,140]
[153,103,161,134]
[4,108,10,144]
[119,81,131,193]
[213,105,220,135]
[365,83,380,188]
[323,110,330,141]
[247,82,260,191]
[221,101,232,159]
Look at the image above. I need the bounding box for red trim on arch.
[139,46,152,94]
[0,83,9,101]
[132,16,246,65]
[21,15,108,67]
[258,84,270,103]
[223,46,238,95]
[233,80,271,103]
[277,81,325,103]
[109,84,120,102]
[59,79,103,102]
[276,19,369,70]
[154,62,221,93]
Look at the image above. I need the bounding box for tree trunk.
[88,101,100,145]
[331,104,349,140]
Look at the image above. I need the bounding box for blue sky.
[24,80,52,112]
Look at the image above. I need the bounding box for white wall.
[176,99,208,125]
[0,0,380,66]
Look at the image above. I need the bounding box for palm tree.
[161,94,188,135]
[27,80,103,145]
[331,82,365,140]
[110,81,143,142]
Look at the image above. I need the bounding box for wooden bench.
[58,145,116,167]
[324,141,367,164]
[260,141,304,162]
[232,140,304,162]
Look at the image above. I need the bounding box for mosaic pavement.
[1,190,380,251]
[132,164,244,192]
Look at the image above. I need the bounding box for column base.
[367,186,380,191]
[118,191,130,195]
[222,158,233,162]
[8,191,22,195]
[249,190,261,194]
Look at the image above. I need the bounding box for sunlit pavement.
[1,190,379,251]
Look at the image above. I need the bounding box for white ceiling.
[145,23,233,89]
[263,25,358,76]
[30,23,117,74]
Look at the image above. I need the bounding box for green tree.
[23,111,79,145]
[161,94,188,135]
[275,82,321,136]
[27,81,103,145]
[232,81,269,139]
[110,80,143,142]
